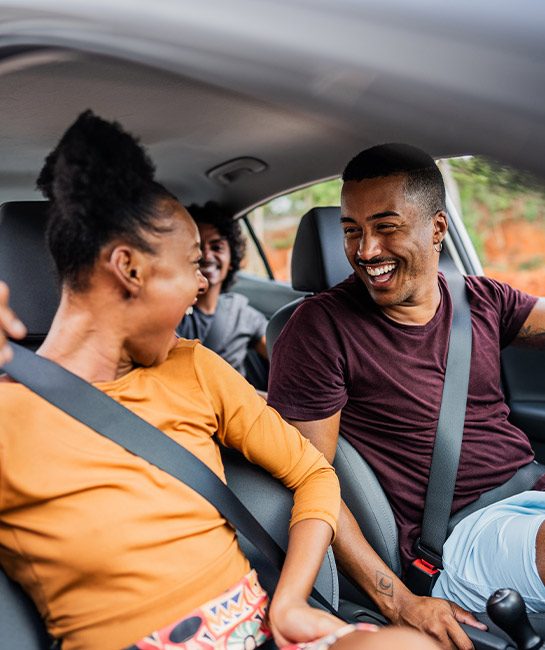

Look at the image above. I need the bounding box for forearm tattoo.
[376,570,394,597]
[516,324,545,350]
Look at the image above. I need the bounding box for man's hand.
[391,593,487,650]
[0,281,26,366]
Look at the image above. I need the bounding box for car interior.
[1,4,545,649]
[1,197,543,650]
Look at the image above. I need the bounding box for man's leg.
[536,520,545,586]
[432,491,545,612]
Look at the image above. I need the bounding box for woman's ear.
[108,246,144,298]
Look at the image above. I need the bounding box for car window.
[438,156,545,296]
[242,178,342,282]
[238,218,272,279]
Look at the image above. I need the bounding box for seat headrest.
[0,202,59,344]
[291,207,353,293]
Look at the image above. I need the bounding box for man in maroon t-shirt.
[268,144,545,649]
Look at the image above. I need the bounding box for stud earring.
[434,242,443,253]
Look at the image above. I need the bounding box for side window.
[439,156,545,295]
[238,218,271,279]
[240,178,342,282]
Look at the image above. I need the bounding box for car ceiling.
[0,0,544,213]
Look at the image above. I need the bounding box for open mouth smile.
[359,261,398,285]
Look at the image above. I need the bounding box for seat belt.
[1,342,338,616]
[202,294,229,351]
[406,261,472,596]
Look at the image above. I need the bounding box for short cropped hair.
[186,202,245,292]
[342,143,446,218]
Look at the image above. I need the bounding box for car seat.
[0,201,340,649]
[266,205,545,643]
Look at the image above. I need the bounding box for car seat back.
[266,206,352,356]
[0,202,60,350]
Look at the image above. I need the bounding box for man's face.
[341,174,445,311]
[197,222,232,289]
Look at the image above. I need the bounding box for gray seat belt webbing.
[417,262,472,569]
[2,342,337,615]
[202,295,228,351]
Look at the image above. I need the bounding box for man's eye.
[343,228,359,235]
[377,224,396,231]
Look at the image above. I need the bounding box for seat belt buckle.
[406,558,441,597]
[406,538,442,596]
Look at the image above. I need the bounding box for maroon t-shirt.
[268,272,542,574]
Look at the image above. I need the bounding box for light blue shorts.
[432,491,545,612]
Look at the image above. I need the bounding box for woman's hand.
[0,281,26,365]
[267,597,344,648]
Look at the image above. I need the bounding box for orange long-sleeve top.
[0,340,340,650]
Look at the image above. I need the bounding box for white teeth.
[366,263,396,277]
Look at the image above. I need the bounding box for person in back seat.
[268,143,545,648]
[176,201,268,387]
[0,114,439,650]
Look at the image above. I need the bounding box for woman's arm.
[267,518,344,647]
[0,281,26,365]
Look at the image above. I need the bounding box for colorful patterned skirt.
[125,569,378,650]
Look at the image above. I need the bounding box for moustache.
[356,256,397,266]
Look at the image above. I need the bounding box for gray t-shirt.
[177,292,267,376]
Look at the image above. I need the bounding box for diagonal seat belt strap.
[2,342,337,615]
[409,262,472,593]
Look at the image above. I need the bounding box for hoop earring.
[434,242,443,253]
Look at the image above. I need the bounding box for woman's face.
[125,201,208,366]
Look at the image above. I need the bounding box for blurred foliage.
[261,178,342,220]
[447,156,545,260]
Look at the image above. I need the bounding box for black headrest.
[0,202,59,344]
[291,207,353,293]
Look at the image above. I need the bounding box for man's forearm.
[332,500,414,621]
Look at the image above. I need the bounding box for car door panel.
[501,347,545,462]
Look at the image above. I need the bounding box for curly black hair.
[343,143,446,220]
[37,109,177,290]
[186,201,245,292]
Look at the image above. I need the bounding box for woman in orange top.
[0,111,438,650]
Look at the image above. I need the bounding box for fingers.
[270,604,343,648]
[0,281,26,366]
[398,596,476,650]
[450,603,487,630]
[445,621,474,650]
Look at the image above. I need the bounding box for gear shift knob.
[487,589,543,650]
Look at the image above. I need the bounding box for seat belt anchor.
[406,538,442,597]
[407,559,440,597]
